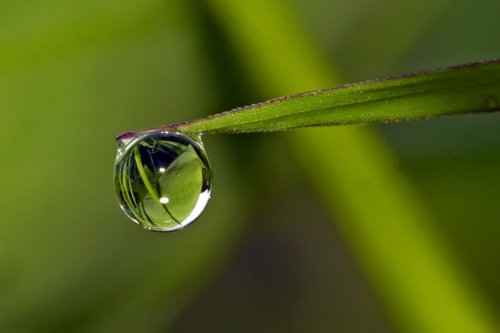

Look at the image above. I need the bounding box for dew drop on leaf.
[114,131,212,232]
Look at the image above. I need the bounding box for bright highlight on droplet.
[114,131,212,232]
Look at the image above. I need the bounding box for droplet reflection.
[114,131,212,232]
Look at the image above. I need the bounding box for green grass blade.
[206,0,498,331]
[169,60,500,134]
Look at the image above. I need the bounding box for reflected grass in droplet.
[115,131,212,232]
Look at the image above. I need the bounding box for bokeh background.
[1,0,499,331]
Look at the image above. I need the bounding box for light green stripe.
[208,0,498,331]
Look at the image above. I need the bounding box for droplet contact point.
[115,131,212,232]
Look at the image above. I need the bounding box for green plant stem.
[168,60,500,134]
[206,0,498,332]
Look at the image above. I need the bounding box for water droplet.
[114,131,212,232]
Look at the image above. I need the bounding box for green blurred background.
[1,0,499,331]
